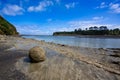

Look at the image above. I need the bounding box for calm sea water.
[22,35,120,48]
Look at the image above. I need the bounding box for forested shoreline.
[53,26,120,36]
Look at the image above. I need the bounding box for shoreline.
[0,35,120,80]
[76,35,120,39]
[21,34,120,39]
[53,35,120,38]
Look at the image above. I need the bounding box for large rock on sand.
[29,46,46,62]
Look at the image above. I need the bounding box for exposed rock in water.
[0,15,19,35]
[29,46,46,63]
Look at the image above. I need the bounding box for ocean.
[22,35,120,48]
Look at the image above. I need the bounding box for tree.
[85,28,88,31]
[93,26,98,30]
[113,28,119,35]
[74,29,77,32]
[89,27,94,30]
[99,26,108,30]
[78,28,82,31]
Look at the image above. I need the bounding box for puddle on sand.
[15,48,120,80]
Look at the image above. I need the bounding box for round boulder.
[29,46,46,62]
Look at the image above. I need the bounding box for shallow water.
[22,35,120,48]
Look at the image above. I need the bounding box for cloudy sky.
[0,0,120,35]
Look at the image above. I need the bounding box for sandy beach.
[0,35,120,80]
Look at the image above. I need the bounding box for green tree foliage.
[53,26,120,36]
[0,15,19,35]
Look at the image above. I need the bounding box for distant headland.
[0,15,19,35]
[53,26,120,38]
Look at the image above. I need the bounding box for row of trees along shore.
[53,26,120,35]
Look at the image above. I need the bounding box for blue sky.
[0,0,120,35]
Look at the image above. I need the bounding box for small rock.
[110,53,120,57]
[29,46,46,62]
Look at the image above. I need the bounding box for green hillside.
[0,15,19,35]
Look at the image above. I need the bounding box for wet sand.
[0,35,120,80]
[0,36,29,80]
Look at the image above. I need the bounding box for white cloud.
[65,2,77,9]
[28,0,53,12]
[48,20,119,33]
[1,4,24,16]
[15,20,120,35]
[28,6,34,11]
[97,2,107,9]
[15,23,76,35]
[16,25,48,35]
[109,3,120,13]
[50,27,74,32]
[96,2,120,14]
[68,20,96,29]
[100,2,107,8]
[68,20,119,30]
[92,16,104,20]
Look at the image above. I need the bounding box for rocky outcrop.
[0,15,19,35]
[29,46,46,62]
